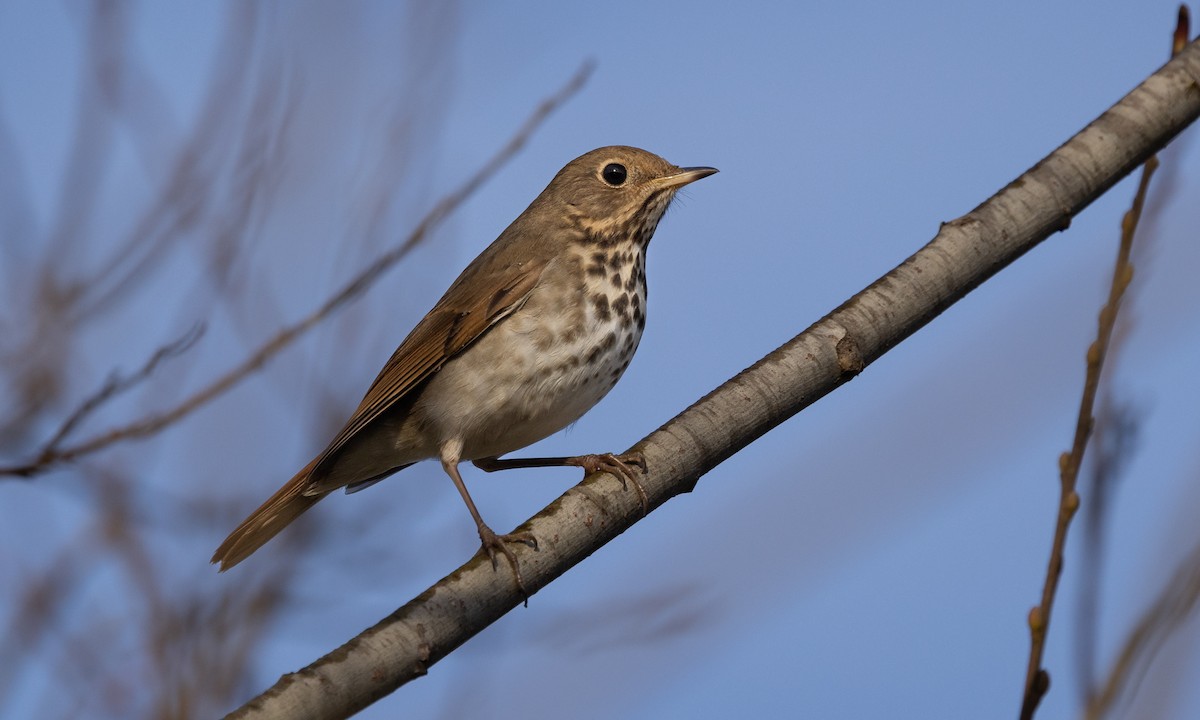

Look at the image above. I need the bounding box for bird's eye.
[601,163,627,186]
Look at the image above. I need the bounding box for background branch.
[0,61,592,479]
[1085,535,1200,720]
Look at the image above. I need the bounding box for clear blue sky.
[2,2,1198,718]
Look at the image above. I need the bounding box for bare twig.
[0,61,593,479]
[1018,153,1156,720]
[1018,11,1189,718]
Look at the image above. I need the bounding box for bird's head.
[541,145,717,245]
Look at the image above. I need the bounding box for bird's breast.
[415,244,649,460]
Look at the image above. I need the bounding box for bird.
[212,146,717,590]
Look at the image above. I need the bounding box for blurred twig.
[3,470,298,719]
[69,2,262,324]
[0,1,263,452]
[0,60,594,479]
[1073,397,1139,700]
[1084,535,1200,720]
[2,325,204,478]
[1,5,501,719]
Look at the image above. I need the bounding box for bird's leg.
[473,452,649,515]
[440,451,537,595]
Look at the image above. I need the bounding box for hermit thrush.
[212,146,717,589]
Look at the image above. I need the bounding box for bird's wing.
[312,256,551,472]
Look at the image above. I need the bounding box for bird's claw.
[478,524,538,597]
[569,452,649,515]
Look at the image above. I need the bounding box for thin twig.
[1018,10,1189,717]
[0,61,593,479]
[1018,104,1162,720]
[1018,157,1156,720]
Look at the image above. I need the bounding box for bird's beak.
[656,166,719,189]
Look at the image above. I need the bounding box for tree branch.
[225,39,1200,720]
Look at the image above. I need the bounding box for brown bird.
[212,146,716,589]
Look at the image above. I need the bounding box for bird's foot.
[478,523,538,597]
[566,452,649,514]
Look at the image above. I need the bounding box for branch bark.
[225,40,1200,720]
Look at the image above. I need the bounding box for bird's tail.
[211,458,324,571]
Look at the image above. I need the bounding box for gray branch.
[225,40,1200,720]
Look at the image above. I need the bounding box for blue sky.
[2,2,1199,718]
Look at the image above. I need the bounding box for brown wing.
[310,256,550,475]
